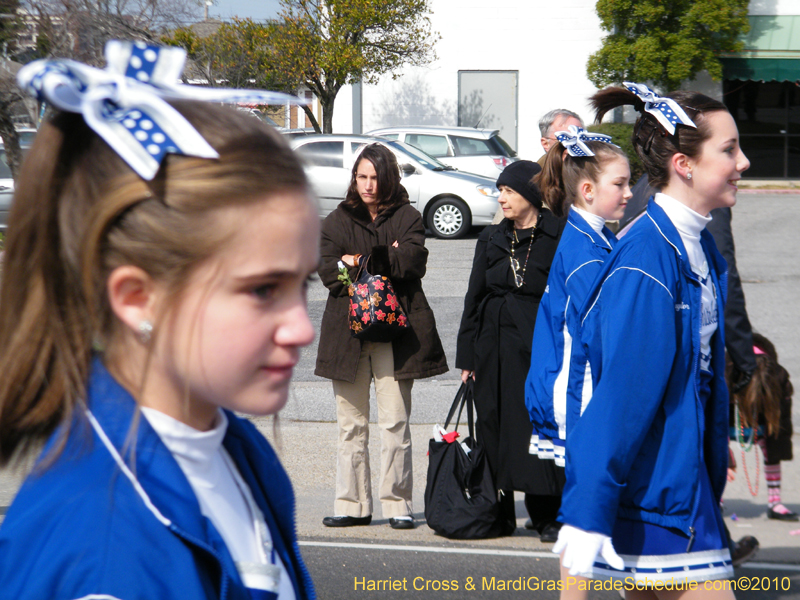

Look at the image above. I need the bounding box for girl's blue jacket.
[525,209,616,447]
[559,200,730,538]
[0,359,316,600]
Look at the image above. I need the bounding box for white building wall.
[749,0,800,15]
[331,1,790,156]
[332,0,605,160]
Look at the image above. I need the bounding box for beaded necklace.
[734,403,760,497]
[509,227,535,288]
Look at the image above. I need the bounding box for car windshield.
[386,140,453,171]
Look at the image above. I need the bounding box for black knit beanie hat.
[496,160,543,209]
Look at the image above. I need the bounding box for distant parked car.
[366,126,518,179]
[0,147,16,230]
[290,134,500,238]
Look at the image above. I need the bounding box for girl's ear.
[107,266,158,339]
[671,152,692,180]
[580,180,594,205]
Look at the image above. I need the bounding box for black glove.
[730,367,753,394]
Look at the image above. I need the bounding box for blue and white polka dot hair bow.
[623,82,696,136]
[17,40,307,180]
[554,125,613,157]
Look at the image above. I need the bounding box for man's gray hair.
[539,109,584,137]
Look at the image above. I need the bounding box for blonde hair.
[0,100,308,465]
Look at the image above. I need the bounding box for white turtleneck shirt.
[141,407,295,599]
[654,193,718,373]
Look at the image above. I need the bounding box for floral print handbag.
[348,255,410,342]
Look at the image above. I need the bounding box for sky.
[209,0,282,21]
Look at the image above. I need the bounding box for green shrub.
[586,123,645,183]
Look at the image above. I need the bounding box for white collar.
[654,192,711,240]
[571,206,607,236]
[141,406,228,467]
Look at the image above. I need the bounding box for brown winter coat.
[315,194,448,383]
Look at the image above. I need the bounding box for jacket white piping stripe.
[552,318,572,438]
[565,259,603,286]
[582,267,673,326]
[86,409,172,527]
[647,212,682,256]
[567,220,612,251]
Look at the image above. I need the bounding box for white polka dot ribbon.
[623,81,697,136]
[17,40,307,180]
[554,125,614,157]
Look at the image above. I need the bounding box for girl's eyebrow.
[234,270,298,283]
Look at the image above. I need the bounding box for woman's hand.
[461,370,475,384]
[341,254,358,268]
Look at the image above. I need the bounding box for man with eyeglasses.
[492,109,584,224]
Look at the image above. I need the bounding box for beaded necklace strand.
[735,403,760,497]
[509,227,534,288]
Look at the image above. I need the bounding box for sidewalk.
[253,416,800,564]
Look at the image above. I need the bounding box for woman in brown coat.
[316,144,448,530]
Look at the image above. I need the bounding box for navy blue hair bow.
[623,82,696,135]
[554,125,614,157]
[18,40,307,180]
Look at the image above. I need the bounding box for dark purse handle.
[353,253,372,281]
[443,379,476,441]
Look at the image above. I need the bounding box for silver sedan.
[290,134,500,239]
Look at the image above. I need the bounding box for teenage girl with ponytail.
[0,42,316,599]
[525,129,631,475]
[554,83,749,600]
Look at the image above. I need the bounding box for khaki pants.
[332,341,413,519]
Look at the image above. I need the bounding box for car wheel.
[427,197,471,239]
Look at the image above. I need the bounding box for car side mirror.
[400,163,416,175]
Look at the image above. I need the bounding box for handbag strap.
[354,253,372,281]
[443,379,476,440]
[443,383,466,429]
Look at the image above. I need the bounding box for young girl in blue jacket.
[0,42,317,600]
[525,128,631,470]
[554,84,749,599]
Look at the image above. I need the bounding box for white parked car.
[366,126,518,179]
[290,134,500,238]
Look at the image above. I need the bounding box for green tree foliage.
[269,0,439,133]
[587,0,750,92]
[163,19,306,127]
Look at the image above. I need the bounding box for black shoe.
[389,517,415,530]
[768,506,799,521]
[322,515,372,527]
[538,521,562,543]
[731,535,759,567]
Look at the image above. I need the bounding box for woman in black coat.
[456,160,566,537]
[317,144,447,530]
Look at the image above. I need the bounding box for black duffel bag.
[424,380,507,539]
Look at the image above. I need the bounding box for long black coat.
[456,211,566,494]
[315,195,448,383]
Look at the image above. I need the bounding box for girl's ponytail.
[537,145,569,218]
[590,85,728,189]
[0,113,94,466]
